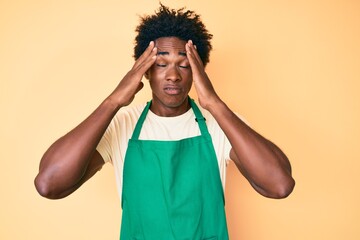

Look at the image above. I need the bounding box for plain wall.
[1,0,359,239]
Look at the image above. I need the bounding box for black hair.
[134,4,213,66]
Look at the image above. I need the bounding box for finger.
[137,47,157,74]
[131,47,157,79]
[132,41,156,69]
[186,41,199,66]
[185,43,196,71]
[135,81,144,94]
[133,41,155,69]
[186,41,202,73]
[188,40,203,67]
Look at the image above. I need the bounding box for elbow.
[271,177,296,199]
[34,174,53,199]
[34,173,64,200]
[252,176,295,199]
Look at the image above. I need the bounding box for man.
[35,4,295,239]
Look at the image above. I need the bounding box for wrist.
[102,96,124,113]
[201,94,223,112]
[206,97,229,118]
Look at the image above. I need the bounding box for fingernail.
[149,41,154,46]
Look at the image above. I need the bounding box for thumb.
[135,82,144,94]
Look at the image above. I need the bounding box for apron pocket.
[203,237,217,240]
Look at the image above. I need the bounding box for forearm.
[208,99,295,198]
[35,42,157,198]
[35,97,121,197]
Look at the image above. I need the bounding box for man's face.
[147,37,193,116]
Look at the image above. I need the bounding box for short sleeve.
[96,121,115,164]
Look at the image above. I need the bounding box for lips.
[164,85,182,95]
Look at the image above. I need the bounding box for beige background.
[1,0,359,239]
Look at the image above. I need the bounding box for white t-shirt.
[96,102,232,198]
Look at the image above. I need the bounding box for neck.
[150,98,191,117]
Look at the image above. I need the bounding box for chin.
[164,98,186,108]
[155,95,188,108]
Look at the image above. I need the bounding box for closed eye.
[180,65,190,69]
[156,64,166,67]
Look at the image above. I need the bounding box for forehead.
[154,37,187,53]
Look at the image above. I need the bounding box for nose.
[165,65,181,82]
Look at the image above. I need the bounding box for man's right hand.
[108,41,157,108]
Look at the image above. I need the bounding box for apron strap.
[189,98,210,136]
[131,101,151,140]
[131,97,210,140]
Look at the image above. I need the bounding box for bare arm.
[186,40,295,199]
[34,42,157,199]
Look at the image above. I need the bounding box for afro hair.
[134,4,213,66]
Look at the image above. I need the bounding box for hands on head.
[109,38,219,111]
[107,41,157,108]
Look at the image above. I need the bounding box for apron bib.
[120,98,229,240]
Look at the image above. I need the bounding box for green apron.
[120,98,229,240]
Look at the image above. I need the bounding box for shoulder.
[194,103,219,131]
[104,103,147,134]
[113,103,146,123]
[195,103,216,123]
[196,102,249,128]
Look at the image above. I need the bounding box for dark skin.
[35,37,295,199]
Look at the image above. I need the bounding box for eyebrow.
[157,51,187,56]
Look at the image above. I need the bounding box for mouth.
[164,86,182,95]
